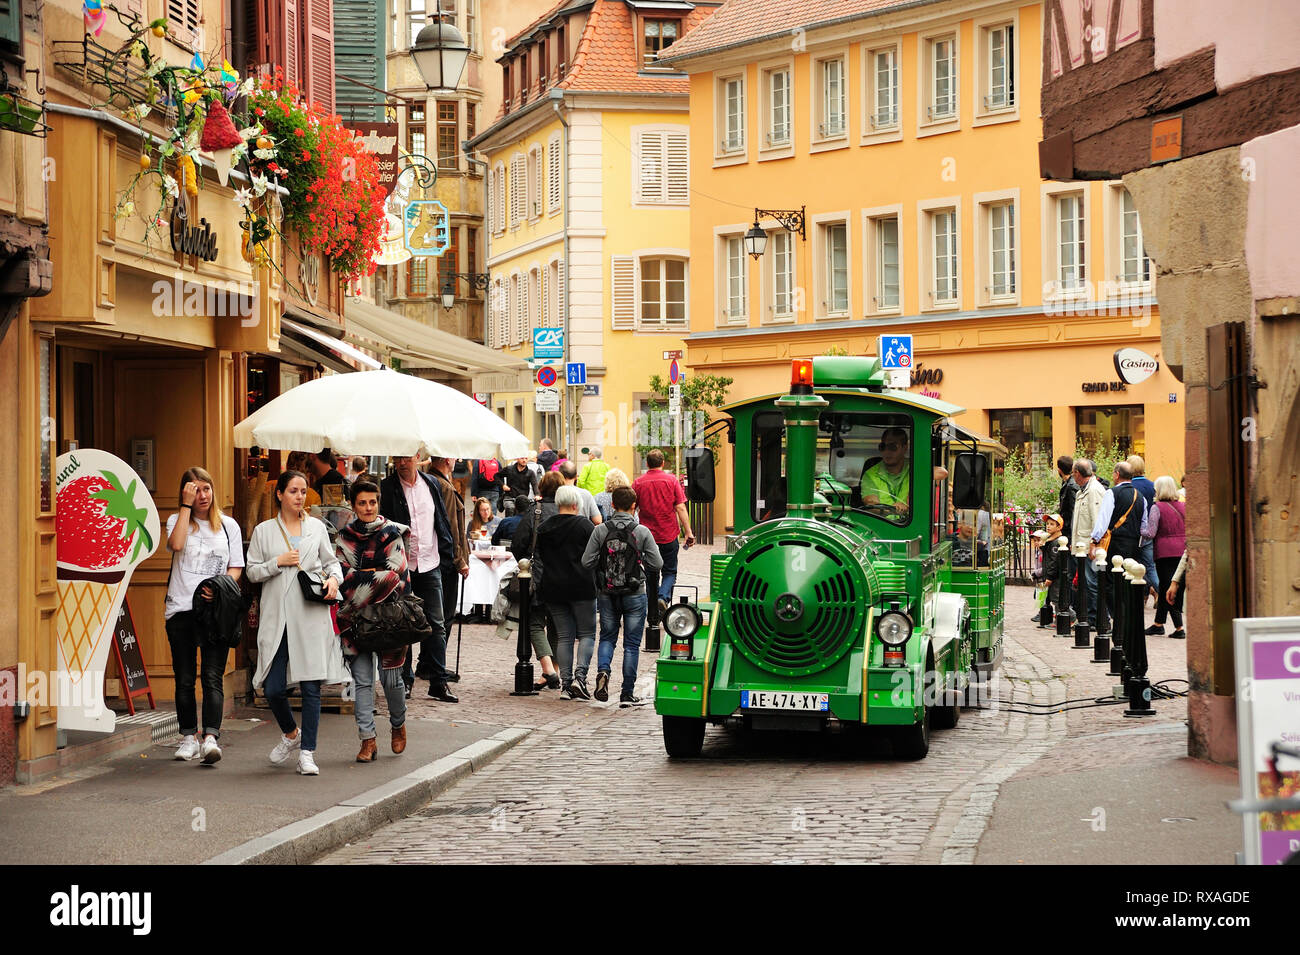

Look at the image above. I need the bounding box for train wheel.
[891,699,931,760]
[933,669,961,730]
[663,716,705,758]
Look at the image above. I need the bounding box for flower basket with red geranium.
[250,71,385,282]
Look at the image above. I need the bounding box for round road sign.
[537,366,557,387]
[669,359,680,384]
[898,354,911,367]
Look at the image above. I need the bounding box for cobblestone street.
[320,544,1210,865]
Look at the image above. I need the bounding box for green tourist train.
[656,356,1007,759]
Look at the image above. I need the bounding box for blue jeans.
[549,599,597,687]
[264,633,322,752]
[1081,555,1109,633]
[597,592,647,695]
[1139,540,1157,592]
[409,569,447,682]
[350,651,406,740]
[656,540,680,604]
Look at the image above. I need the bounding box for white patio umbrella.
[233,368,530,460]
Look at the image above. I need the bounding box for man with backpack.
[581,486,663,706]
[472,457,504,513]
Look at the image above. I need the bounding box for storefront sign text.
[169,201,218,262]
[909,362,943,399]
[299,253,320,307]
[1082,381,1128,393]
[1114,347,1160,384]
[350,122,400,196]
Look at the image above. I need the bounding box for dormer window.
[643,18,680,69]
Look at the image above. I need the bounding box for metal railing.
[688,500,715,545]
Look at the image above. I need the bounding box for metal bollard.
[1072,546,1091,648]
[1054,543,1073,636]
[1124,558,1155,717]
[1091,548,1111,664]
[1108,555,1127,677]
[510,559,538,696]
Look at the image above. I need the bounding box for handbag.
[276,518,338,603]
[350,592,433,654]
[1097,489,1137,555]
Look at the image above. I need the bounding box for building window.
[989,408,1053,469]
[871,215,900,310]
[718,75,745,155]
[640,258,687,329]
[407,103,426,157]
[869,47,899,130]
[722,235,747,324]
[466,0,477,52]
[765,230,795,321]
[1076,405,1145,458]
[547,259,562,327]
[926,35,957,121]
[408,257,428,296]
[538,36,549,88]
[643,18,680,68]
[437,225,459,294]
[988,201,1016,298]
[557,24,567,76]
[764,67,791,147]
[527,146,541,218]
[529,268,541,332]
[821,221,849,315]
[984,23,1015,110]
[493,162,505,233]
[436,101,457,169]
[817,56,847,140]
[509,153,525,227]
[466,102,476,140]
[467,227,478,281]
[509,272,523,345]
[1057,193,1086,292]
[636,126,689,204]
[165,0,201,48]
[547,132,562,212]
[407,0,428,48]
[1119,188,1150,285]
[929,208,958,305]
[503,55,513,108]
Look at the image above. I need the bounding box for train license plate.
[740,691,829,712]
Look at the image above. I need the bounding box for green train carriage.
[655,356,1007,759]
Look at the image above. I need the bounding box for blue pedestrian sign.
[533,328,564,360]
[566,362,586,386]
[879,334,913,369]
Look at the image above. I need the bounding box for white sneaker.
[269,732,301,765]
[200,735,222,764]
[174,735,200,761]
[297,749,320,775]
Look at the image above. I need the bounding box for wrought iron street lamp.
[411,17,471,92]
[745,206,807,259]
[441,271,490,310]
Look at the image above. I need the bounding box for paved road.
[321,544,1232,865]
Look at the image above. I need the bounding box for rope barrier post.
[1072,543,1092,648]
[510,559,538,696]
[1091,547,1111,663]
[1124,558,1155,717]
[1108,555,1127,678]
[1054,540,1072,636]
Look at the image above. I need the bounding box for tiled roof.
[659,0,935,64]
[559,0,717,93]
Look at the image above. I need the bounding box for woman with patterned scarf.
[337,480,411,763]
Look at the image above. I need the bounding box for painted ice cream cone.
[200,102,244,190]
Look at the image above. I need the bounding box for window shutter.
[611,256,637,330]
[332,0,383,120]
[0,0,21,48]
[166,0,201,47]
[554,260,565,327]
[523,271,532,334]
[301,0,335,113]
[666,130,689,204]
[486,168,494,233]
[541,266,549,329]
[638,130,665,203]
[282,0,301,90]
[548,135,562,211]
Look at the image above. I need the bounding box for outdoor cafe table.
[457,542,516,614]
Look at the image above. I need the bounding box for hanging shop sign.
[350,122,401,196]
[1113,347,1160,385]
[299,250,322,307]
[169,197,219,263]
[403,199,450,257]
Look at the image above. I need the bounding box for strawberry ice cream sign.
[55,450,160,733]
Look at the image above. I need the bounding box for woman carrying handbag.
[337,480,413,762]
[246,470,350,776]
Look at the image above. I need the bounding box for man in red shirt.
[632,448,695,619]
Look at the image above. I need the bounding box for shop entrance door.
[56,346,102,454]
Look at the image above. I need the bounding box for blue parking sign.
[879,334,913,369]
[566,362,586,386]
[533,327,564,359]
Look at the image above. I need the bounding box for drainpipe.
[551,91,572,455]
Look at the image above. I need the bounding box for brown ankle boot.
[356,737,378,762]
[391,725,407,754]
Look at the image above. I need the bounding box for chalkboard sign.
[112,597,155,714]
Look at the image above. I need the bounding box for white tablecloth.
[458,548,517,613]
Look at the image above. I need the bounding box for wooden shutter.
[522,270,532,334]
[333,0,383,120]
[0,0,20,49]
[548,135,562,211]
[554,260,564,328]
[282,0,301,90]
[303,0,335,113]
[611,256,637,330]
[166,0,201,47]
[541,266,549,329]
[666,129,689,204]
[638,130,665,203]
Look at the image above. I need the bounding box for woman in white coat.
[246,470,350,775]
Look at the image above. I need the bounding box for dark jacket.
[192,573,246,648]
[379,472,454,572]
[492,514,523,547]
[537,449,558,472]
[510,494,558,561]
[1108,482,1143,552]
[471,459,505,497]
[1058,477,1078,539]
[1132,476,1156,511]
[1039,534,1065,583]
[535,512,596,603]
[501,462,539,499]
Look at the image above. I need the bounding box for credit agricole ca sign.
[1113,347,1159,385]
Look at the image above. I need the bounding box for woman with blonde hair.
[166,467,245,765]
[595,468,631,524]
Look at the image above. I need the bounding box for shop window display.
[1076,405,1145,458]
[989,408,1052,469]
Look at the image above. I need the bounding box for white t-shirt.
[164,514,246,619]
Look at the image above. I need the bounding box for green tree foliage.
[636,372,733,461]
[1002,441,1129,522]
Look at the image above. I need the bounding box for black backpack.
[596,520,645,596]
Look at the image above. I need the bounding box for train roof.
[721,387,965,418]
[719,355,965,418]
[943,421,1009,456]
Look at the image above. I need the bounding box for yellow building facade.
[661,0,1183,534]
[467,0,715,477]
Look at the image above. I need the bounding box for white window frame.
[810,51,849,151]
[547,132,563,215]
[714,225,749,326]
[974,13,1019,126]
[1104,182,1153,296]
[917,196,962,311]
[714,73,747,166]
[527,145,542,221]
[492,161,506,234]
[1041,183,1090,303]
[528,266,541,333]
[546,257,563,327]
[760,228,798,324]
[509,152,526,229]
[918,29,960,137]
[862,204,903,316]
[861,41,902,146]
[637,254,690,332]
[633,124,690,205]
[811,211,851,320]
[974,189,1020,307]
[759,60,795,160]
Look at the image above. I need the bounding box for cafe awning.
[282,317,384,371]
[344,298,526,376]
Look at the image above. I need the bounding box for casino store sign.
[1113,347,1159,385]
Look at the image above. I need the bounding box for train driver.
[860,427,910,519]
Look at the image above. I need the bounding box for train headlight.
[664,602,702,660]
[875,611,913,646]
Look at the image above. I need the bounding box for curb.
[201,726,531,865]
